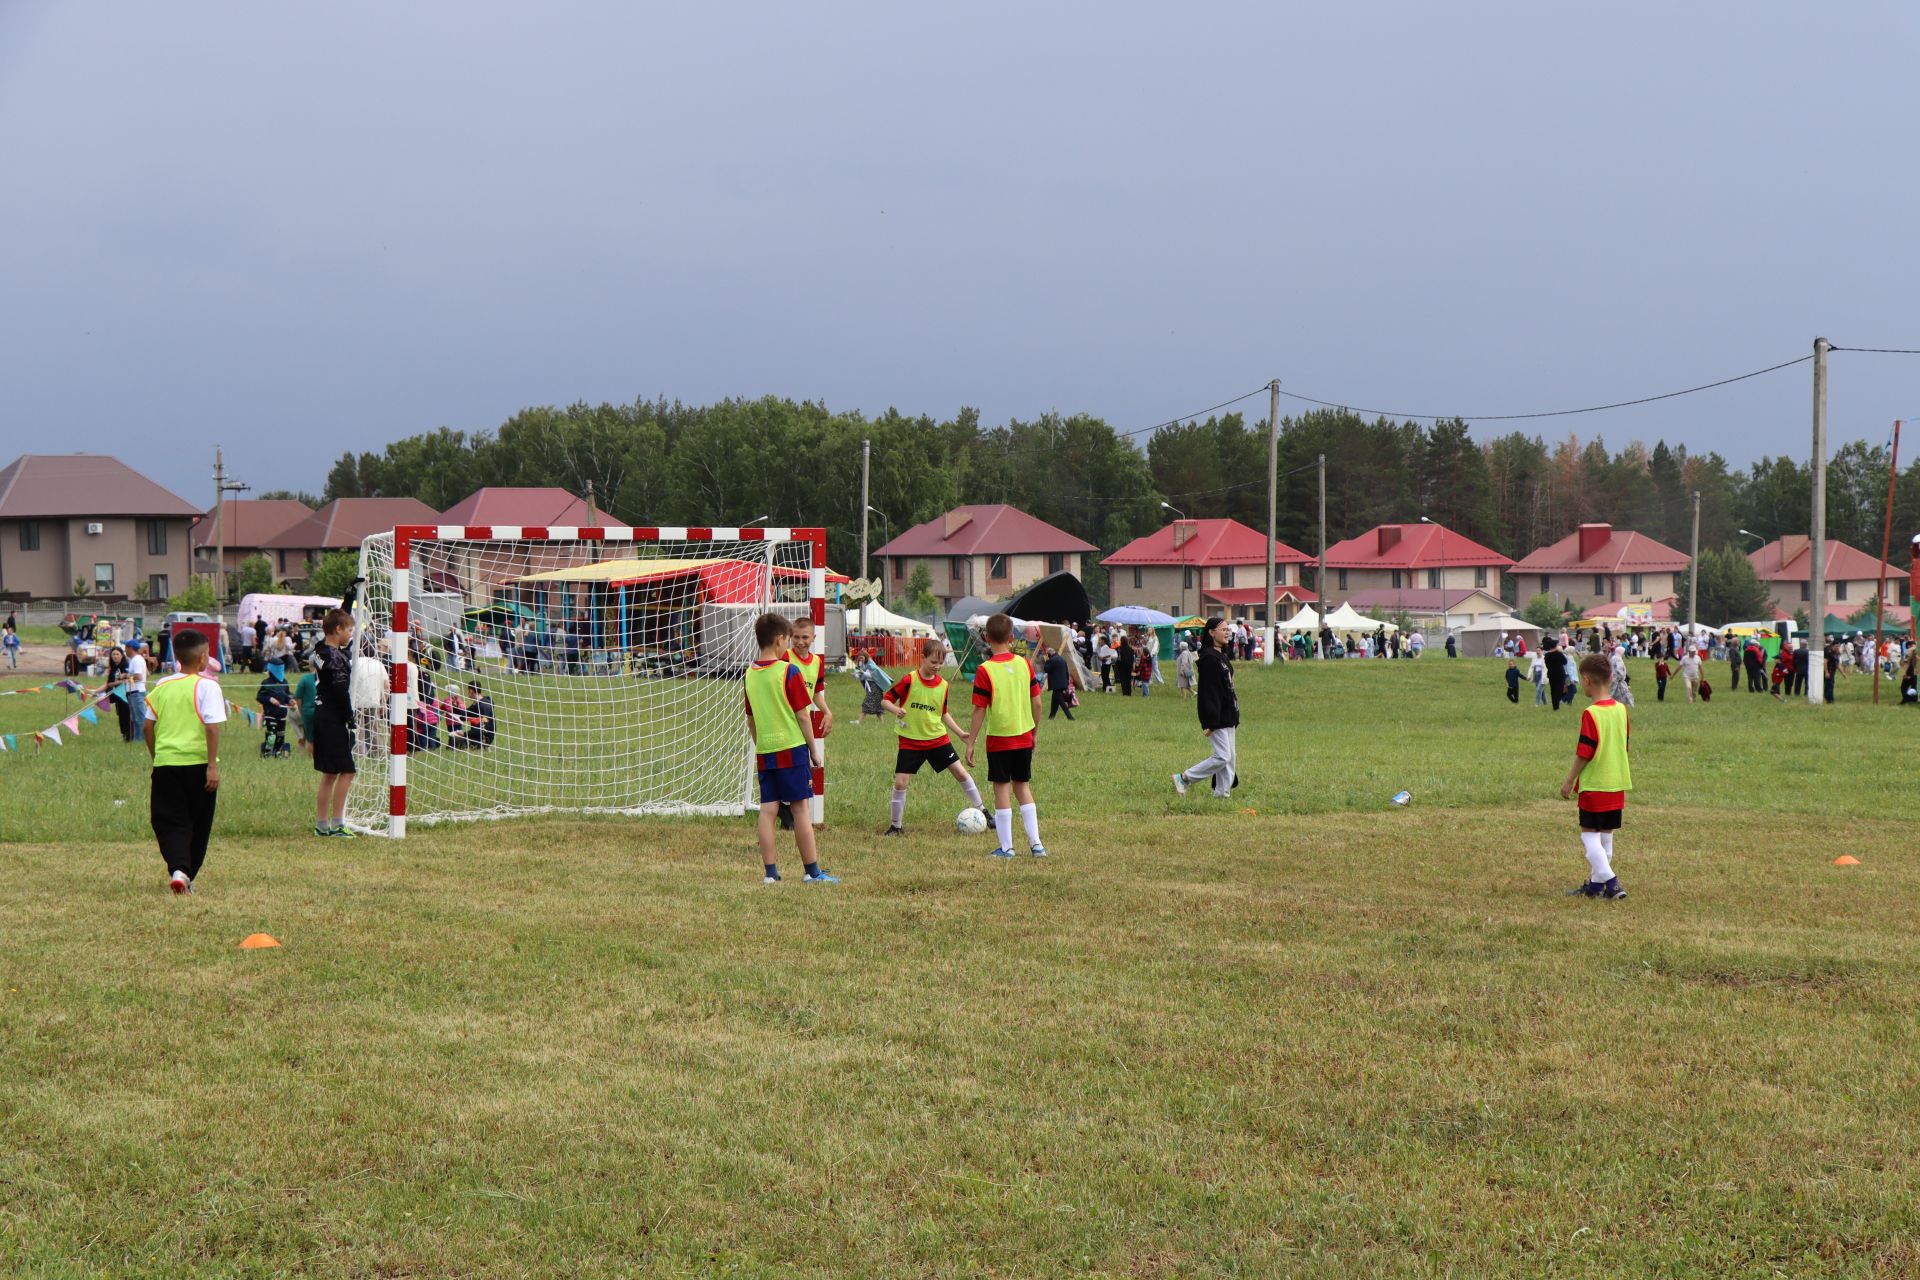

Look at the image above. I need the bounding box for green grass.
[3,658,1919,1277]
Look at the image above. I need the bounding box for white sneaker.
[169,871,189,895]
[1171,772,1189,796]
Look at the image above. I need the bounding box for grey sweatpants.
[1181,726,1237,798]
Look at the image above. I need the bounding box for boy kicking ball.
[965,613,1046,859]
[880,637,987,836]
[744,612,835,884]
[1561,652,1630,900]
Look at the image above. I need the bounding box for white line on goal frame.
[384,522,827,838]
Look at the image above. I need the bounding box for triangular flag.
[40,728,56,746]
[62,716,80,734]
[110,685,127,701]
[4,735,16,752]
[0,736,8,751]
[80,707,99,724]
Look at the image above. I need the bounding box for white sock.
[889,787,907,828]
[1602,831,1616,872]
[1019,802,1041,849]
[1581,831,1613,883]
[960,776,983,809]
[994,808,1013,851]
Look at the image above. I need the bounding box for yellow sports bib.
[981,655,1036,739]
[787,650,824,699]
[744,662,806,756]
[1579,700,1633,793]
[148,674,213,766]
[895,672,949,743]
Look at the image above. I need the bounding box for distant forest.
[308,396,1919,605]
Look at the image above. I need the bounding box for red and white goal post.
[345,523,828,837]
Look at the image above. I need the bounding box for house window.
[93,563,115,594]
[1336,568,1348,592]
[1219,566,1235,588]
[987,554,1009,581]
[18,520,39,551]
[949,556,964,581]
[1184,566,1196,590]
[1835,580,1848,602]
[1426,568,1441,590]
[892,557,903,580]
[1629,573,1642,595]
[1901,582,1912,607]
[147,520,168,556]
[1800,582,1809,602]
[1593,575,1606,598]
[1539,574,1550,593]
[1474,566,1487,589]
[1132,567,1142,589]
[1047,552,1065,575]
[1390,570,1403,590]
[149,574,169,599]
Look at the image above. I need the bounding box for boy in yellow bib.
[142,629,227,895]
[777,616,832,831]
[965,614,1046,859]
[744,612,834,884]
[880,637,985,836]
[1560,653,1630,900]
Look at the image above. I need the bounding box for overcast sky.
[3,2,1917,505]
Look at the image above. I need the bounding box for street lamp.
[1161,502,1188,618]
[1419,516,1450,638]
[1737,528,1766,546]
[743,514,771,527]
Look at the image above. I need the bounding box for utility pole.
[1687,490,1701,637]
[1808,337,1829,705]
[211,446,249,608]
[860,438,871,634]
[1317,452,1327,657]
[584,478,597,522]
[1872,420,1900,704]
[1264,378,1279,664]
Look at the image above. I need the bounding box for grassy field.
[3,656,1918,1277]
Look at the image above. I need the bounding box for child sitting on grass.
[1560,653,1630,901]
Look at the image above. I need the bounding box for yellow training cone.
[1832,856,1860,867]
[239,933,281,949]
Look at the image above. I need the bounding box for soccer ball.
[955,806,989,835]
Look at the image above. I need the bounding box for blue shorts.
[758,759,813,805]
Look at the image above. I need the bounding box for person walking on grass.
[1561,652,1629,900]
[1116,633,1135,696]
[1176,639,1195,697]
[143,628,225,895]
[1505,658,1522,703]
[1529,648,1547,707]
[1172,616,1239,800]
[1681,644,1701,702]
[1042,643,1074,720]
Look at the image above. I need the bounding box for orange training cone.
[1832,856,1860,867]
[239,933,281,949]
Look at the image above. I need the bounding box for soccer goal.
[345,523,827,837]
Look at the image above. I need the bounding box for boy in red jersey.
[778,615,833,830]
[1560,653,1630,900]
[880,637,985,835]
[744,612,832,884]
[965,614,1046,859]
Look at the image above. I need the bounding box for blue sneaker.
[1029,844,1047,858]
[989,847,1017,859]
[803,869,839,884]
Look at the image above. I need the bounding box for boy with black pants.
[1561,653,1630,900]
[143,629,225,895]
[965,614,1046,859]
[311,608,358,837]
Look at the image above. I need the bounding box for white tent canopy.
[1275,606,1321,632]
[1459,613,1540,634]
[1456,613,1542,658]
[1324,603,1395,633]
[849,601,939,637]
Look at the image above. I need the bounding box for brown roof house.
[439,487,608,527]
[265,496,443,586]
[1748,535,1911,618]
[0,454,200,602]
[1102,518,1314,620]
[1510,523,1690,613]
[194,499,318,582]
[875,505,1097,613]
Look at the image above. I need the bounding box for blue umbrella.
[1096,605,1177,626]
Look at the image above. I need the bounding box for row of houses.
[0,453,604,601]
[2,454,1910,628]
[875,503,1913,628]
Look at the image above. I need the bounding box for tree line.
[293,395,1917,615]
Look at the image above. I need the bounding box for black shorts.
[986,747,1033,784]
[312,714,356,775]
[895,744,959,776]
[1577,807,1623,831]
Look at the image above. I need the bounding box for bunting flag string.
[3,689,258,757]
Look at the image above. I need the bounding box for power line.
[1831,345,1920,355]
[987,385,1272,460]
[1274,354,1815,423]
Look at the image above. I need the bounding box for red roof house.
[1320,522,1511,598]
[1749,536,1911,615]
[876,505,1097,609]
[1104,518,1313,616]
[439,487,609,527]
[1512,523,1689,611]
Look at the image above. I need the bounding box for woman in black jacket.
[1172,616,1239,798]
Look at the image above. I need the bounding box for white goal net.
[346,524,828,836]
